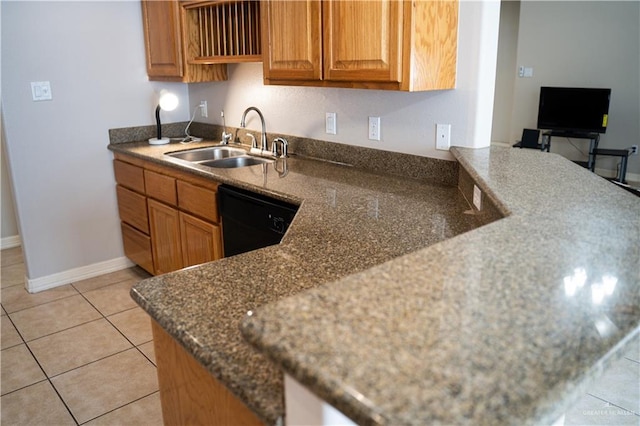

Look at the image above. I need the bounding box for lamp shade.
[149,91,179,145]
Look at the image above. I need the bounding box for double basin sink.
[166,146,273,169]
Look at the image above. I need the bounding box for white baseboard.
[1,235,21,250]
[27,256,135,294]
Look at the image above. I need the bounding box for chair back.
[520,129,540,148]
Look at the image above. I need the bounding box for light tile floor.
[1,247,163,425]
[1,247,638,425]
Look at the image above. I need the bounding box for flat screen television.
[537,87,611,134]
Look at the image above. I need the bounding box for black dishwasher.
[218,185,298,257]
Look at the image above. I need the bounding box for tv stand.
[541,131,600,170]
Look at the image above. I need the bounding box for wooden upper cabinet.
[141,0,227,82]
[323,0,402,83]
[262,0,458,91]
[261,0,322,81]
[142,0,184,79]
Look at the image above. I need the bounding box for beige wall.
[491,0,520,145]
[506,1,640,175]
[1,1,189,286]
[1,113,19,246]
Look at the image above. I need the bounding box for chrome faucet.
[271,137,288,158]
[240,107,267,152]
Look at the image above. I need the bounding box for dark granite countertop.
[110,140,485,424]
[242,146,640,425]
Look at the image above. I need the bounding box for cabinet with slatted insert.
[141,0,261,82]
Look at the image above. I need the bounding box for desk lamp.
[148,91,179,145]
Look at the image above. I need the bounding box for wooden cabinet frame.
[113,153,223,276]
[261,0,458,91]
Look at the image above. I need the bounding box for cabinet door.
[121,223,154,275]
[261,0,322,81]
[323,0,402,82]
[179,212,223,268]
[141,0,184,79]
[148,199,183,275]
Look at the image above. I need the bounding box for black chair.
[513,129,549,152]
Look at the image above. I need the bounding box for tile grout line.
[77,390,161,425]
[2,262,157,424]
[586,393,640,417]
[77,289,158,367]
[2,313,81,425]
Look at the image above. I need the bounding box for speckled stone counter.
[241,147,640,425]
[110,140,484,425]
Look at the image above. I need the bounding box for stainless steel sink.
[201,156,273,168]
[166,146,246,162]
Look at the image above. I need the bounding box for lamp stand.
[148,104,170,145]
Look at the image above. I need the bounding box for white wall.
[508,1,640,174]
[188,1,501,160]
[1,1,189,289]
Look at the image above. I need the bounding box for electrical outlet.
[473,184,482,210]
[199,101,208,118]
[368,116,381,141]
[631,145,638,155]
[436,124,451,150]
[326,112,337,135]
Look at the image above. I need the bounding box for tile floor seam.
[43,346,139,380]
[14,316,105,344]
[0,377,49,398]
[71,276,137,294]
[2,291,80,315]
[7,336,80,425]
[79,293,155,351]
[77,390,161,425]
[78,289,135,320]
[73,293,156,366]
[586,393,640,417]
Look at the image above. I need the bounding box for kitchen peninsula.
[110,137,639,425]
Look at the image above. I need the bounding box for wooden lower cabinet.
[148,199,183,275]
[114,153,223,275]
[151,320,263,426]
[179,212,222,268]
[121,222,154,274]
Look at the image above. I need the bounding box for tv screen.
[537,87,611,134]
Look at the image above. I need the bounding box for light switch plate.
[326,112,337,135]
[31,81,52,101]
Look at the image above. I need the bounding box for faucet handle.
[221,131,232,145]
[272,137,288,158]
[247,133,257,149]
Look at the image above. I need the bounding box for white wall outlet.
[199,101,208,118]
[436,124,451,150]
[30,81,52,101]
[631,145,638,155]
[473,184,482,210]
[326,112,337,135]
[368,116,381,141]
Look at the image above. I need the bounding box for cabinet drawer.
[145,169,177,206]
[114,160,145,193]
[177,180,219,223]
[121,222,154,274]
[116,185,149,234]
